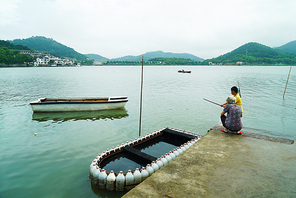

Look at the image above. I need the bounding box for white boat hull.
[30,97,128,112]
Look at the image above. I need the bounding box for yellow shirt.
[235,94,243,113]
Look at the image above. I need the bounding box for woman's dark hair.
[231,86,238,93]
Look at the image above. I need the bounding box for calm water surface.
[0,66,295,197]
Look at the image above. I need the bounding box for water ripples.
[0,66,295,198]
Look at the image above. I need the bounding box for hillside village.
[19,50,80,66]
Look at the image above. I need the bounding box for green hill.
[11,36,88,61]
[0,40,34,64]
[111,50,204,62]
[85,54,109,62]
[275,40,296,55]
[205,42,296,65]
[0,40,30,50]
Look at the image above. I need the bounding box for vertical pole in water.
[237,81,241,98]
[283,66,292,99]
[139,55,144,136]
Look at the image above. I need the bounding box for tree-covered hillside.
[11,36,88,61]
[0,40,31,50]
[148,57,202,65]
[111,50,204,62]
[85,54,109,62]
[0,40,33,64]
[205,42,296,65]
[104,57,203,65]
[275,40,296,55]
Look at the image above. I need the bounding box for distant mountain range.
[110,51,204,62]
[4,36,296,65]
[85,51,203,62]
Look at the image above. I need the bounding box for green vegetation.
[11,36,88,61]
[85,54,109,63]
[204,42,296,65]
[109,50,203,62]
[275,40,296,55]
[0,40,34,64]
[79,59,94,65]
[0,40,30,50]
[104,57,202,65]
[3,36,296,66]
[148,57,202,65]
[104,60,142,65]
[103,42,296,66]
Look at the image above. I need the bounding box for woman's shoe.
[236,131,242,135]
[221,129,228,133]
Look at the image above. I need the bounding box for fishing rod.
[283,66,292,99]
[203,98,221,107]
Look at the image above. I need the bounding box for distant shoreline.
[1,64,293,68]
[0,63,31,67]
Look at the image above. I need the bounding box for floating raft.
[89,127,201,191]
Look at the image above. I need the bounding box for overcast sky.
[1,0,296,59]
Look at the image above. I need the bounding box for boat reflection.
[32,108,128,122]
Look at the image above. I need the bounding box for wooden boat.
[30,96,128,112]
[178,70,191,73]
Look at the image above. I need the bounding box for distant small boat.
[30,96,128,112]
[178,70,191,73]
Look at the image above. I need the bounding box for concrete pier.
[123,126,296,197]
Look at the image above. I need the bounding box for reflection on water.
[99,131,190,173]
[100,142,179,173]
[141,141,177,158]
[1,66,295,198]
[101,155,142,173]
[91,182,126,198]
[32,108,128,122]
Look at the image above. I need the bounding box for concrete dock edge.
[122,127,296,197]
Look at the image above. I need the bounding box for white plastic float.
[89,127,202,191]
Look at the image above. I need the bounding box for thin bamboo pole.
[283,66,292,99]
[237,81,241,98]
[139,55,144,136]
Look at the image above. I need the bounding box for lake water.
[0,66,295,198]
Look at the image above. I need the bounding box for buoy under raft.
[89,127,202,191]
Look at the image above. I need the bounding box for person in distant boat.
[221,86,243,117]
[220,96,243,134]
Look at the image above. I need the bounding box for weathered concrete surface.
[123,127,296,198]
[212,125,294,144]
